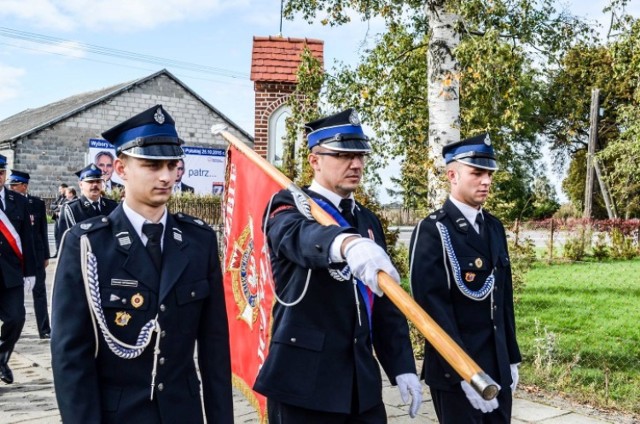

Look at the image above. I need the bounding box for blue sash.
[313,198,374,335]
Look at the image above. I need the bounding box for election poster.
[88,139,226,195]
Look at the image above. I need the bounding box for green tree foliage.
[282,0,590,220]
[544,3,639,219]
[599,15,640,218]
[281,47,326,185]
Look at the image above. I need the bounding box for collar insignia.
[116,231,131,247]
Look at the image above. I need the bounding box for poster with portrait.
[88,139,226,195]
[88,139,123,185]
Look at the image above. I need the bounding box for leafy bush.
[610,227,638,260]
[562,225,590,261]
[592,233,610,261]
[508,236,536,297]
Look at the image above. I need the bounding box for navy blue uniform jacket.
[0,189,37,286]
[26,195,50,261]
[51,205,233,423]
[56,195,118,246]
[253,189,416,413]
[409,199,521,390]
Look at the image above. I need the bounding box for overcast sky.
[0,0,636,201]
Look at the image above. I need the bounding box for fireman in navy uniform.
[0,156,37,384]
[254,109,422,423]
[409,134,521,423]
[7,170,52,339]
[56,164,118,246]
[51,105,233,423]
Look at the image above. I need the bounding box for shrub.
[610,227,638,260]
[562,225,590,261]
[592,233,610,261]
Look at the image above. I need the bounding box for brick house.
[250,36,324,165]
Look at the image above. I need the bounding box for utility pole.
[583,88,600,219]
[594,157,617,219]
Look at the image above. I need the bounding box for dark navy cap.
[305,108,372,153]
[0,154,6,170]
[442,133,498,171]
[7,170,30,184]
[102,105,184,160]
[75,164,104,181]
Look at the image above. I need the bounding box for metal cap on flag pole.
[213,125,500,401]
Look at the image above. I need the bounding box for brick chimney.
[250,36,324,159]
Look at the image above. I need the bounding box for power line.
[0,26,250,80]
[0,40,252,88]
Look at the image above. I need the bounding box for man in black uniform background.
[7,170,52,339]
[50,183,67,254]
[0,156,37,384]
[56,164,118,246]
[410,134,521,423]
[51,105,233,423]
[254,109,422,423]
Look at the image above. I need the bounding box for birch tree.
[284,0,591,213]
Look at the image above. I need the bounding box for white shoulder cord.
[80,235,161,400]
[435,222,494,301]
[263,194,311,307]
[408,219,424,296]
[62,203,77,227]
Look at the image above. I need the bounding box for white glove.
[24,276,36,292]
[396,373,422,418]
[344,238,400,297]
[461,380,499,413]
[510,363,520,393]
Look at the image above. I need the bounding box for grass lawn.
[517,258,640,414]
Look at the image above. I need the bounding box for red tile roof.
[251,36,324,83]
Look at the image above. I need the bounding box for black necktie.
[142,223,163,271]
[339,198,357,227]
[0,197,4,212]
[475,213,485,239]
[92,201,100,212]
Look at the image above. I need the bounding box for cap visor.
[457,157,498,171]
[320,139,372,153]
[121,144,185,160]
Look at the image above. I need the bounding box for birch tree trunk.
[427,1,461,204]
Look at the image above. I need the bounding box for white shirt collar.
[122,200,168,246]
[449,195,483,230]
[309,180,355,213]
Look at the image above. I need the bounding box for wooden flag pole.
[215,127,499,400]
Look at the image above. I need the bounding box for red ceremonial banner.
[223,144,279,422]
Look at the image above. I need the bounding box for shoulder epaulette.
[427,208,446,221]
[70,216,110,235]
[174,213,213,231]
